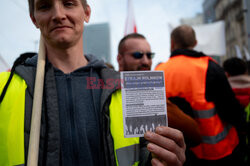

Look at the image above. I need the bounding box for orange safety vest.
[156,55,239,160]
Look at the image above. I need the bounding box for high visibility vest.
[109,90,140,166]
[0,72,26,166]
[0,72,140,166]
[156,55,239,160]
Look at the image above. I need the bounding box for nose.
[52,3,66,22]
[141,53,151,65]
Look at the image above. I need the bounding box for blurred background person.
[223,57,250,164]
[156,25,246,166]
[223,57,250,108]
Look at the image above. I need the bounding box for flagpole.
[27,35,46,166]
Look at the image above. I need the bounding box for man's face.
[31,0,90,48]
[118,38,152,71]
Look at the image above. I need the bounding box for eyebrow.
[35,0,50,7]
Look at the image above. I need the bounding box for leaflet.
[121,71,168,138]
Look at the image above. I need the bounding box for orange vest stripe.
[156,55,239,160]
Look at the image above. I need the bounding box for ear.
[30,14,39,28]
[83,5,91,23]
[117,53,124,71]
[193,40,198,48]
[170,39,175,52]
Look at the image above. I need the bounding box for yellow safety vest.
[109,90,140,166]
[0,72,26,166]
[0,73,140,166]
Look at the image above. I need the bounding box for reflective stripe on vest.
[109,90,139,166]
[193,108,233,144]
[156,55,239,160]
[193,108,216,118]
[0,72,26,166]
[202,124,232,144]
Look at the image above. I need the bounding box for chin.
[55,36,72,42]
[138,68,150,71]
[51,39,74,48]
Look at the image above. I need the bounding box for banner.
[193,21,226,56]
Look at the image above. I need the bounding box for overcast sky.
[0,0,204,70]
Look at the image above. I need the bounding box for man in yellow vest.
[0,0,186,166]
[117,33,201,144]
[155,25,246,166]
[116,32,204,165]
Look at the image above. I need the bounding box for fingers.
[155,126,185,148]
[144,126,186,166]
[147,142,183,166]
[146,132,180,159]
[151,158,167,166]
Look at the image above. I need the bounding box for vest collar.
[170,49,206,58]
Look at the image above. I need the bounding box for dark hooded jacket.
[7,54,150,165]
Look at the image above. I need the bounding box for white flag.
[244,47,250,60]
[235,45,243,59]
[124,0,137,35]
[0,54,10,72]
[193,21,226,56]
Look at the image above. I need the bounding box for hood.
[228,75,250,89]
[66,54,107,74]
[14,54,107,95]
[24,54,38,67]
[170,49,206,58]
[23,54,107,73]
[24,54,106,69]
[82,54,107,70]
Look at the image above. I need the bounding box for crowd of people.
[0,0,249,166]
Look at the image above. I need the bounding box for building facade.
[244,0,250,55]
[203,0,217,23]
[83,23,111,63]
[214,0,250,60]
[180,13,204,26]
